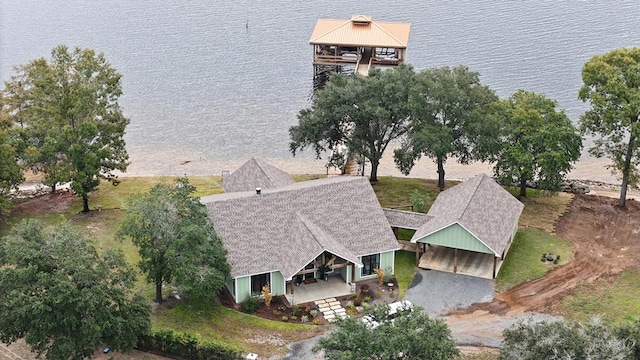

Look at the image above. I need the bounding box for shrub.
[240,296,261,314]
[312,318,320,325]
[281,316,289,322]
[410,189,430,213]
[262,284,273,307]
[300,315,309,323]
[350,293,359,300]
[389,291,395,299]
[309,309,318,318]
[359,283,370,293]
[291,316,298,321]
[346,307,358,315]
[354,296,363,306]
[374,268,385,287]
[272,310,281,316]
[501,317,631,359]
[363,296,371,303]
[292,305,301,316]
[138,329,243,360]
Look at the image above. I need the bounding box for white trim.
[411,221,500,257]
[285,249,364,281]
[234,279,238,302]
[360,253,382,278]
[234,269,280,280]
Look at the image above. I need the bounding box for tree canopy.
[394,65,498,190]
[0,108,23,217]
[491,90,582,197]
[0,220,151,360]
[290,65,414,182]
[1,45,130,212]
[313,304,459,360]
[500,318,631,360]
[119,178,230,303]
[579,47,640,206]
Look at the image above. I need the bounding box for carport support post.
[493,256,497,279]
[415,244,420,265]
[453,248,458,273]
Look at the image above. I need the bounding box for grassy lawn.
[152,300,324,358]
[394,250,417,298]
[372,176,450,210]
[495,227,573,292]
[2,174,583,357]
[517,191,573,234]
[560,268,640,325]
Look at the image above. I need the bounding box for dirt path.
[495,195,640,312]
[441,194,640,353]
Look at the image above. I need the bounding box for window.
[251,273,269,294]
[361,253,380,277]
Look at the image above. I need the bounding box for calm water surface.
[1,1,639,182]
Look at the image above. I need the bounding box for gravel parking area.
[405,269,495,315]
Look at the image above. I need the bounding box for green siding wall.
[225,279,235,299]
[235,276,251,303]
[380,251,395,275]
[339,266,348,282]
[415,223,494,254]
[270,271,285,295]
[354,250,395,282]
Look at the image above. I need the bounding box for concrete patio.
[418,245,503,279]
[284,275,352,305]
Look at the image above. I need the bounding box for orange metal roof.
[310,16,411,48]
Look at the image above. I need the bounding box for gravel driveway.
[282,269,562,359]
[404,269,495,315]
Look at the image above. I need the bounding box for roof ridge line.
[371,21,406,47]
[297,213,325,249]
[253,159,272,184]
[458,175,483,222]
[310,19,352,43]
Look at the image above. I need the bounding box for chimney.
[256,187,261,195]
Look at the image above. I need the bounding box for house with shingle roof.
[410,174,524,278]
[202,173,399,304]
[221,158,294,193]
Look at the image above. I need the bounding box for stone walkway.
[314,297,347,322]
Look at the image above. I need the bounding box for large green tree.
[394,65,498,190]
[313,304,459,360]
[0,108,23,217]
[579,47,640,207]
[290,65,414,182]
[0,220,151,360]
[491,90,582,197]
[119,178,230,303]
[1,45,130,212]
[500,318,631,360]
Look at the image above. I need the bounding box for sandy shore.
[121,145,624,186]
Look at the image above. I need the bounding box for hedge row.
[137,329,244,360]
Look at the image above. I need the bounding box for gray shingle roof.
[221,158,294,193]
[411,174,524,256]
[203,176,399,280]
[383,208,432,230]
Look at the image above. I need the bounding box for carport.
[408,175,524,279]
[417,244,504,280]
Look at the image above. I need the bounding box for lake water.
[2,1,639,183]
